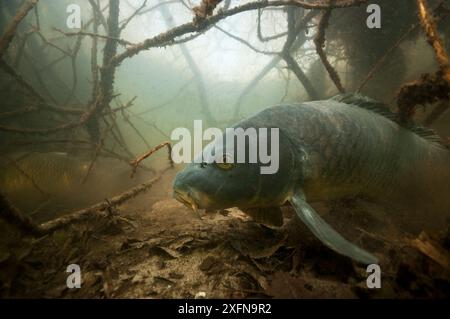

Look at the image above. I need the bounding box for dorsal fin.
[331,93,448,149]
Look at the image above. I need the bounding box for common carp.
[172,94,450,264]
[0,152,148,215]
[0,152,92,195]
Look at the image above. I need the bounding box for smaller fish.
[0,152,149,214]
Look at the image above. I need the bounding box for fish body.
[173,94,450,264]
[0,152,146,215]
[0,152,90,195]
[245,95,449,203]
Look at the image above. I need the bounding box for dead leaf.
[148,246,181,259]
[266,271,357,298]
[199,256,224,274]
[230,234,287,259]
[410,231,450,271]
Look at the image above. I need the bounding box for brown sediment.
[2,171,450,298]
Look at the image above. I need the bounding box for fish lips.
[173,188,223,211]
[173,189,199,211]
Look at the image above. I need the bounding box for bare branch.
[193,0,224,24]
[232,9,319,119]
[120,0,148,31]
[281,8,319,100]
[0,58,46,103]
[358,24,419,93]
[39,173,167,234]
[88,0,109,31]
[359,1,450,93]
[109,0,367,67]
[215,25,279,55]
[417,0,450,84]
[257,8,288,42]
[130,142,174,178]
[0,0,39,58]
[283,54,319,99]
[86,0,121,142]
[157,1,216,125]
[396,0,450,123]
[0,191,44,236]
[314,5,345,93]
[138,0,182,15]
[54,28,135,47]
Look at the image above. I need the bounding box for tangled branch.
[0,0,39,58]
[108,0,366,68]
[314,5,345,93]
[130,142,174,178]
[281,9,320,100]
[417,0,450,83]
[397,0,450,123]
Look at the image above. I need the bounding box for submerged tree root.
[396,0,450,124]
[397,72,450,122]
[0,191,44,236]
[0,167,173,237]
[39,174,163,234]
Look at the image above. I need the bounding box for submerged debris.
[1,171,449,298]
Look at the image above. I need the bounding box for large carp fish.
[173,94,450,264]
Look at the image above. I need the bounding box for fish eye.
[216,162,234,170]
[215,154,234,171]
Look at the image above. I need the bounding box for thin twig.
[120,0,148,31]
[54,28,135,47]
[108,0,367,67]
[130,142,174,178]
[257,8,288,42]
[82,121,115,184]
[215,25,279,55]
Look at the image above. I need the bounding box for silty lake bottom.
[0,0,450,298]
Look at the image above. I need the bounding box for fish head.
[173,127,298,211]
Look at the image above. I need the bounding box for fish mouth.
[173,190,199,212]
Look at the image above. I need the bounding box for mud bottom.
[1,172,450,298]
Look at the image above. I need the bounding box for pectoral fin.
[240,207,284,227]
[290,191,378,265]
